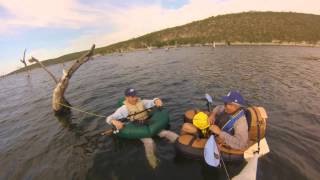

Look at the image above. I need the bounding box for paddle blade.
[244,138,270,159]
[232,153,259,180]
[205,93,213,104]
[204,135,220,167]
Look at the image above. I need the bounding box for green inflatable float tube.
[115,97,170,139]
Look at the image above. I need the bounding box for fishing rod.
[58,102,153,119]
[204,93,231,180]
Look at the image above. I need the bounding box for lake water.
[0,46,319,180]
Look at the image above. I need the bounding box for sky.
[0,0,319,75]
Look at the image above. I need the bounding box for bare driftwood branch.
[52,44,95,113]
[20,49,27,67]
[29,57,59,84]
[63,44,95,79]
[28,44,95,113]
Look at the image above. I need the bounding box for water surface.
[1,46,320,180]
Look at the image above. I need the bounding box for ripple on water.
[1,46,320,180]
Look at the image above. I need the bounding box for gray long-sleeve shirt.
[106,98,158,124]
[213,105,249,150]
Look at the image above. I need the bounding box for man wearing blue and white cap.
[106,88,178,142]
[106,88,163,129]
[208,90,248,150]
[106,88,178,168]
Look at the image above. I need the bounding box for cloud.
[1,0,320,37]
[64,0,219,49]
[69,0,320,50]
[2,0,320,42]
[1,0,320,74]
[0,0,99,33]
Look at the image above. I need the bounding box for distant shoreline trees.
[9,11,320,75]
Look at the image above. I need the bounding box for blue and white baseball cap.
[221,90,245,105]
[124,88,137,97]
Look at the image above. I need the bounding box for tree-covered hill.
[10,11,320,74]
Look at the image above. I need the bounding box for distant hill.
[10,11,320,74]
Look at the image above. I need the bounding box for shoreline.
[221,42,320,47]
[109,42,320,54]
[178,42,320,48]
[3,42,319,77]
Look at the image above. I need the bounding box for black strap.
[252,107,261,153]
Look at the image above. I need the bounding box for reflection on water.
[141,138,159,169]
[1,46,320,180]
[55,112,75,129]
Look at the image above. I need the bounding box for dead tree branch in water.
[20,49,27,67]
[20,49,30,77]
[29,44,95,114]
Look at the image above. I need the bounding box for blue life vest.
[221,110,245,134]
